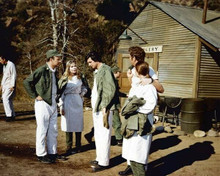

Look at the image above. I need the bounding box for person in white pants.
[85,51,116,172]
[23,49,62,164]
[0,54,16,122]
[119,46,164,176]
[122,61,158,176]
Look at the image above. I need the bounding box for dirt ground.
[0,102,220,176]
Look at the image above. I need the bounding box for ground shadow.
[0,143,35,159]
[109,154,126,168]
[61,142,96,158]
[83,127,119,146]
[14,115,35,121]
[150,135,182,154]
[111,136,118,146]
[147,141,215,176]
[14,110,35,116]
[0,110,35,121]
[15,110,35,121]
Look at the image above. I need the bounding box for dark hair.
[128,46,145,62]
[135,61,149,76]
[85,51,102,62]
[0,53,8,61]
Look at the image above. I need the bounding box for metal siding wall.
[198,44,220,97]
[118,5,197,98]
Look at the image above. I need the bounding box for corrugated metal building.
[116,1,220,99]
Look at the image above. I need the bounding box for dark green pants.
[66,132,81,149]
[112,109,123,140]
[130,161,146,176]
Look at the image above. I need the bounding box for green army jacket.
[94,64,116,112]
[57,76,68,95]
[120,95,153,138]
[23,64,58,105]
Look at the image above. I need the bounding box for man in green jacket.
[23,49,62,164]
[85,51,116,172]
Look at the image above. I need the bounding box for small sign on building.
[142,45,163,53]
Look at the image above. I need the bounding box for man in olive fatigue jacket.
[86,51,116,172]
[23,49,62,164]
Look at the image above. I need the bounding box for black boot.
[5,116,13,122]
[118,165,132,175]
[74,132,81,153]
[66,132,74,154]
[84,127,94,144]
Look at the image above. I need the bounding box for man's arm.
[23,70,41,99]
[127,69,133,84]
[100,69,116,110]
[153,79,164,93]
[10,62,17,89]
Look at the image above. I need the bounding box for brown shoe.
[91,164,108,172]
[118,165,132,175]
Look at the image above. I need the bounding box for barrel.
[180,98,205,134]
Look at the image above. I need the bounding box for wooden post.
[202,0,208,24]
[192,37,202,98]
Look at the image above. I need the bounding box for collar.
[46,63,56,72]
[3,61,8,66]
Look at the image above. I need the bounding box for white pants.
[35,99,58,157]
[123,133,152,164]
[93,111,113,166]
[2,88,15,117]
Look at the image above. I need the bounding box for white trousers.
[35,99,58,157]
[2,88,15,117]
[93,111,113,166]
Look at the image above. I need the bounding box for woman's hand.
[60,107,65,115]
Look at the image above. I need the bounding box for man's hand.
[60,107,65,115]
[36,96,43,101]
[102,108,110,129]
[10,87,14,91]
[127,69,133,79]
[102,108,106,116]
[127,69,133,84]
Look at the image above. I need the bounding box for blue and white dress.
[59,76,87,132]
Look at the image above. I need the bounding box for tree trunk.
[62,0,67,72]
[47,0,59,49]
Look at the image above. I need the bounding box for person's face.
[50,56,62,68]
[114,71,121,79]
[129,55,136,66]
[87,57,98,69]
[0,57,6,65]
[69,63,77,75]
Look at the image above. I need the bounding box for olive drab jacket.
[121,95,153,138]
[93,64,116,112]
[23,64,59,106]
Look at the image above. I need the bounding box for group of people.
[0,46,164,175]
